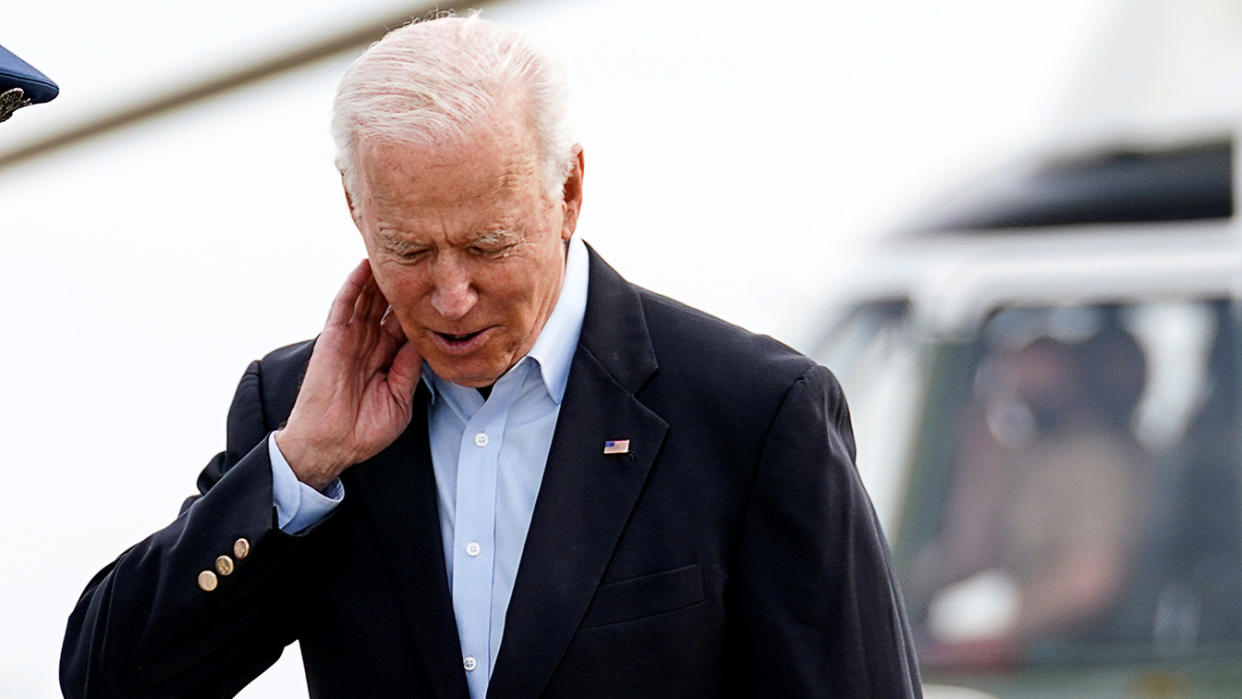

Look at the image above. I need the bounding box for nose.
[429,258,478,320]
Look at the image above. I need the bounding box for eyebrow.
[473,230,513,246]
[376,228,520,255]
[376,232,426,256]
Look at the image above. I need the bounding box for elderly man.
[61,15,920,699]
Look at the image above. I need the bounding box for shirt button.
[463,656,478,672]
[466,541,481,557]
[474,432,488,447]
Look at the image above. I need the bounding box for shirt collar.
[421,235,589,406]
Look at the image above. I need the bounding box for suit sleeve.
[61,361,313,699]
[736,364,922,697]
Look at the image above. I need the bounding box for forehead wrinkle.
[366,157,536,216]
[496,163,538,198]
[356,109,545,206]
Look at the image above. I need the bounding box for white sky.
[1,0,1124,695]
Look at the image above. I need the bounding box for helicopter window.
[902,298,1241,671]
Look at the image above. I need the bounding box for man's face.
[347,116,582,387]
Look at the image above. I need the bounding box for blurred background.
[5,0,1239,696]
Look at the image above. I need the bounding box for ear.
[559,144,585,242]
[341,172,362,230]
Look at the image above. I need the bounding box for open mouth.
[437,330,484,344]
[431,328,492,353]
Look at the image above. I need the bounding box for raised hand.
[275,259,422,490]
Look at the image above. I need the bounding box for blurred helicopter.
[808,0,1242,696]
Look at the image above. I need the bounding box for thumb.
[387,340,423,403]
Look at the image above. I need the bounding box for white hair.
[331,12,573,199]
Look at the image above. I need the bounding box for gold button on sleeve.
[215,555,235,576]
[197,570,218,592]
[233,538,250,559]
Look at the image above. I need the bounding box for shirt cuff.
[269,432,344,534]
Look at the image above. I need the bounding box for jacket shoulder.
[636,287,818,404]
[254,338,315,426]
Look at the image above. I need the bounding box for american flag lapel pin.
[603,439,631,455]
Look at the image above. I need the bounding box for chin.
[427,359,501,388]
[444,372,493,388]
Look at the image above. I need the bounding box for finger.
[326,259,372,328]
[387,340,423,403]
[352,272,382,324]
[363,274,390,321]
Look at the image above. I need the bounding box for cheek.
[371,265,428,310]
[368,267,398,305]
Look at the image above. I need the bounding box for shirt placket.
[450,386,514,698]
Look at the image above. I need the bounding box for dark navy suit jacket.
[62,248,921,698]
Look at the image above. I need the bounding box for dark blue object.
[0,43,58,103]
[0,42,58,122]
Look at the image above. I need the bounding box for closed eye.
[470,243,515,257]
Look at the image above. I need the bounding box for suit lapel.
[487,249,667,699]
[350,388,470,699]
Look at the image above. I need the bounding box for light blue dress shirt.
[269,235,589,699]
